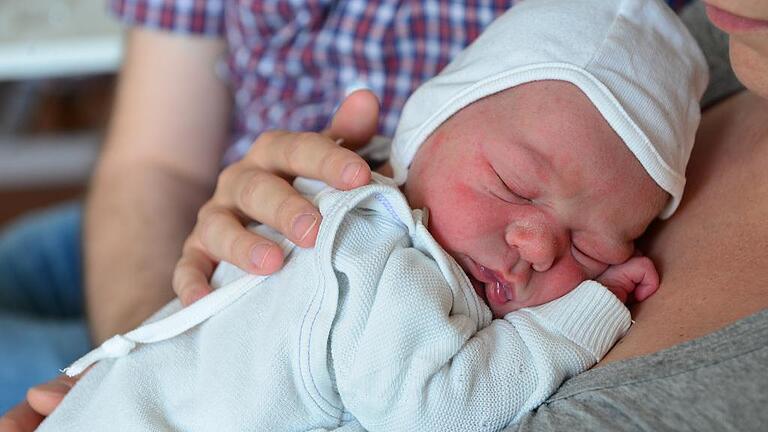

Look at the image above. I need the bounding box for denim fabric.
[0,202,90,414]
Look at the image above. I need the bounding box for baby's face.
[405,81,666,318]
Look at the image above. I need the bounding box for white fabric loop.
[61,335,139,377]
[63,237,296,377]
[101,335,137,357]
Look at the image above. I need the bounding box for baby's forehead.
[417,79,667,224]
[448,81,606,134]
[448,83,663,223]
[444,81,625,165]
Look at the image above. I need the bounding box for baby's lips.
[477,264,498,284]
[481,265,534,302]
[475,270,515,302]
[494,280,516,302]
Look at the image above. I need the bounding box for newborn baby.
[38,0,707,431]
[401,80,665,317]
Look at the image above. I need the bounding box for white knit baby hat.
[389,0,708,218]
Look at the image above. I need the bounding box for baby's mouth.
[478,265,518,303]
[459,254,537,308]
[463,255,528,305]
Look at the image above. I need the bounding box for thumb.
[323,89,380,151]
[26,374,79,416]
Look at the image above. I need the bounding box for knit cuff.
[516,281,631,361]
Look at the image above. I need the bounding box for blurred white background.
[0,0,123,223]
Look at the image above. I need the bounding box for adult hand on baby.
[0,375,79,432]
[596,255,660,305]
[0,93,379,432]
[172,90,380,306]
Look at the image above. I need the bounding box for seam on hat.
[583,0,624,71]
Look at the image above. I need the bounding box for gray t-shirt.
[507,308,768,431]
[681,1,744,108]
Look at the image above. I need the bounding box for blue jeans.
[0,202,90,414]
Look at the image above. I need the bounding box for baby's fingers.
[596,256,660,304]
[631,260,660,302]
[619,256,659,302]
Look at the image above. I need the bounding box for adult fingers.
[173,239,217,306]
[173,205,288,305]
[173,89,380,301]
[245,89,379,189]
[0,400,44,432]
[195,202,286,272]
[173,152,330,304]
[248,130,371,191]
[25,374,78,417]
[215,165,323,248]
[323,89,381,150]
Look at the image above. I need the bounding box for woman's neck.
[599,90,768,365]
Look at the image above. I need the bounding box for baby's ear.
[324,89,380,150]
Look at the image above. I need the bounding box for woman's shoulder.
[600,90,768,363]
[509,308,768,431]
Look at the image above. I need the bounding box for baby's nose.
[505,219,559,272]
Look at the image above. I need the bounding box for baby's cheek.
[426,182,483,229]
[538,260,590,301]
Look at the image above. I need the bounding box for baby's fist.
[596,256,659,304]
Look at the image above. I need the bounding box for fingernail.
[250,244,276,270]
[292,213,319,242]
[341,163,364,186]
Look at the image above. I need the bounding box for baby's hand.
[595,255,659,304]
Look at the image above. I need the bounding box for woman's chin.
[730,38,768,99]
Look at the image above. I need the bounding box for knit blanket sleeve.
[38,177,629,432]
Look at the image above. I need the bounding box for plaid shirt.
[109,0,693,164]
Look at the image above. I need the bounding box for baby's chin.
[487,296,529,319]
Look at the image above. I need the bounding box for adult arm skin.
[85,28,230,343]
[0,28,231,432]
[0,32,378,432]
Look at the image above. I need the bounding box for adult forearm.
[80,29,229,344]
[84,158,211,343]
